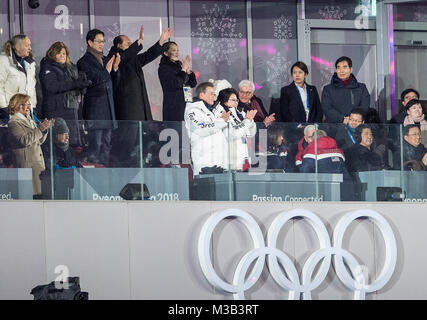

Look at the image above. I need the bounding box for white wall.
[0,201,425,300]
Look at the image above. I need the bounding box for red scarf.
[338,75,353,86]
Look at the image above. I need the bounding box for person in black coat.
[158,41,197,121]
[107,25,173,121]
[322,56,370,124]
[39,42,91,146]
[274,61,323,124]
[346,124,385,172]
[401,125,427,170]
[390,88,420,124]
[77,29,120,165]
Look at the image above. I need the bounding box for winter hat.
[53,117,70,136]
[209,79,232,100]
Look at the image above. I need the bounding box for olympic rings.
[198,208,397,300]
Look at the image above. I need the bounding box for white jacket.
[0,50,37,110]
[184,100,229,175]
[213,104,256,170]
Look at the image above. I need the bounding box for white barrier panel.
[0,201,425,299]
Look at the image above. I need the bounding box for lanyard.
[345,126,356,144]
[296,84,309,121]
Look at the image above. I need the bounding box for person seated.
[297,128,345,173]
[346,124,386,172]
[212,88,256,171]
[401,124,427,171]
[42,117,80,170]
[335,107,365,154]
[184,82,230,175]
[295,124,315,169]
[266,125,291,171]
[390,88,419,124]
[403,99,427,147]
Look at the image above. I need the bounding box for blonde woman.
[7,94,52,197]
[39,41,91,146]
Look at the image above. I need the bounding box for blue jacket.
[322,73,370,123]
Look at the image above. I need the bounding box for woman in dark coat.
[275,61,323,123]
[158,41,197,121]
[39,42,91,146]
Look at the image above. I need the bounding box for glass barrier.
[1,119,427,202]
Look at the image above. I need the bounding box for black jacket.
[322,73,370,123]
[346,143,384,172]
[39,58,85,120]
[77,51,117,130]
[403,140,426,163]
[107,40,164,121]
[158,56,197,121]
[275,82,323,123]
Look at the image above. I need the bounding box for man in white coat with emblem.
[184,82,230,176]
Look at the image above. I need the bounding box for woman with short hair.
[274,61,323,123]
[7,93,52,197]
[39,41,91,146]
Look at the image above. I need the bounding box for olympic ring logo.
[198,209,397,300]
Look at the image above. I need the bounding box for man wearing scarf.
[77,29,120,165]
[322,56,370,124]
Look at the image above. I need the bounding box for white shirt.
[296,82,309,121]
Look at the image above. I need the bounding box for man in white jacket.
[0,34,37,120]
[184,82,230,175]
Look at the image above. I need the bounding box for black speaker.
[28,0,40,9]
[119,183,150,200]
[377,187,404,201]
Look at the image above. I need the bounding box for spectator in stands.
[42,117,79,170]
[39,42,91,146]
[322,56,370,123]
[335,107,365,154]
[390,88,420,124]
[295,124,315,169]
[402,124,427,170]
[237,80,275,127]
[7,93,52,198]
[0,34,37,122]
[403,99,427,147]
[274,61,323,123]
[346,124,385,172]
[109,25,173,121]
[213,88,256,171]
[296,128,345,173]
[159,40,197,121]
[184,82,230,175]
[266,125,291,171]
[77,29,120,165]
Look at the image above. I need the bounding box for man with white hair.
[237,80,275,127]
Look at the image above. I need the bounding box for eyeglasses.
[239,90,253,96]
[93,40,106,44]
[21,103,31,107]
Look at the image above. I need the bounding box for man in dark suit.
[77,29,120,165]
[322,56,370,124]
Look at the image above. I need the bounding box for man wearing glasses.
[77,29,120,165]
[335,107,365,155]
[237,80,275,127]
[402,124,427,170]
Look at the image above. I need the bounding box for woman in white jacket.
[213,88,257,171]
[0,35,37,119]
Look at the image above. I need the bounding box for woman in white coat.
[213,88,257,171]
[0,34,37,120]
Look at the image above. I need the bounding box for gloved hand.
[74,79,92,89]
